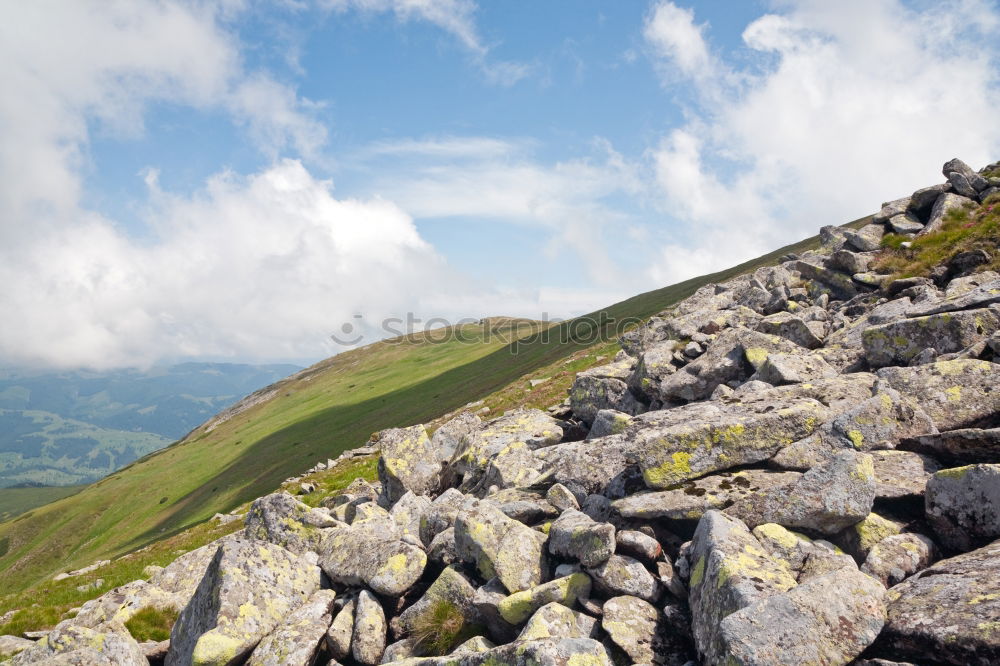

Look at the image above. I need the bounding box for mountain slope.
[0,219,866,595]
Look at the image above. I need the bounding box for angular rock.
[862,308,1000,367]
[845,223,886,252]
[875,539,1000,665]
[587,554,660,603]
[325,598,354,661]
[245,589,336,666]
[686,511,797,664]
[876,359,1000,430]
[627,341,678,399]
[725,451,876,534]
[545,483,580,512]
[166,539,321,666]
[602,595,691,666]
[902,427,1000,465]
[548,509,615,568]
[835,512,906,561]
[431,411,481,461]
[751,523,855,581]
[925,464,1000,551]
[454,498,549,593]
[907,182,952,217]
[922,192,976,235]
[718,566,886,666]
[0,636,32,661]
[11,625,146,666]
[907,278,1000,316]
[826,388,937,453]
[830,249,876,276]
[380,637,614,666]
[873,197,912,224]
[638,396,827,489]
[244,492,340,554]
[753,351,838,385]
[613,469,801,521]
[375,425,444,503]
[888,212,924,234]
[497,573,591,624]
[756,312,826,349]
[352,590,386,666]
[586,409,632,440]
[318,523,426,596]
[517,602,597,641]
[615,530,661,562]
[861,533,936,587]
[451,409,562,488]
[871,450,940,500]
[570,375,645,423]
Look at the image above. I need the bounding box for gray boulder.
[496,573,592,624]
[353,590,386,666]
[166,539,321,666]
[325,598,354,661]
[391,565,477,641]
[517,602,597,641]
[871,450,940,500]
[888,212,924,234]
[547,509,615,568]
[862,308,1000,367]
[861,533,937,587]
[245,589,336,666]
[907,182,951,217]
[724,451,876,534]
[602,595,692,666]
[876,359,1000,431]
[380,637,614,665]
[244,492,340,554]
[586,554,660,603]
[876,539,1000,664]
[717,566,886,665]
[925,464,1000,551]
[902,427,1000,465]
[10,625,146,666]
[922,192,976,235]
[318,523,426,596]
[756,312,826,349]
[451,409,562,489]
[454,498,549,593]
[375,425,443,503]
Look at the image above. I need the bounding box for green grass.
[124,606,178,642]
[411,599,471,656]
[0,455,378,636]
[876,195,1000,278]
[0,216,867,602]
[0,486,84,523]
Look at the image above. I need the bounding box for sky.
[1,0,999,369]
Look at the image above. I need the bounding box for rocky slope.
[2,157,1000,665]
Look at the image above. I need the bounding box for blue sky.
[1,0,999,369]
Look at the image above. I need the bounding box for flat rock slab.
[875,539,1000,665]
[862,308,1000,367]
[902,428,1000,465]
[925,464,1000,552]
[876,360,1000,431]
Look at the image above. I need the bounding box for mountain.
[0,363,300,488]
[0,223,856,596]
[1,157,998,665]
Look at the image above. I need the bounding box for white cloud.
[643,1,715,79]
[0,0,325,225]
[0,160,457,368]
[644,0,1000,285]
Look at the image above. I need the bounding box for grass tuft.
[124,606,178,642]
[411,599,468,656]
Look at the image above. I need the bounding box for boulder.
[637,395,827,489]
[861,533,937,587]
[613,469,801,521]
[902,427,1000,465]
[451,409,562,489]
[517,602,597,641]
[876,359,1000,431]
[907,182,951,217]
[922,192,976,235]
[10,625,146,666]
[245,589,336,666]
[888,212,924,234]
[873,197,912,224]
[724,451,876,534]
[875,539,1000,664]
[585,409,632,439]
[686,511,797,664]
[352,590,386,666]
[862,308,1000,367]
[845,224,886,252]
[835,512,906,561]
[380,637,614,665]
[318,523,426,596]
[906,278,1000,316]
[752,351,838,385]
[244,492,340,554]
[615,530,662,562]
[602,595,692,666]
[0,636,32,661]
[925,464,1000,551]
[870,450,940,500]
[756,312,826,349]
[454,498,549,593]
[166,539,321,666]
[375,425,444,503]
[496,574,592,624]
[391,565,477,641]
[325,598,354,661]
[717,566,886,665]
[627,341,679,399]
[751,523,855,581]
[586,554,660,603]
[547,509,615,567]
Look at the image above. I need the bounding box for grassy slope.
[0,218,867,597]
[0,486,83,523]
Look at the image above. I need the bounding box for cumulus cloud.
[643,0,1000,285]
[0,160,461,368]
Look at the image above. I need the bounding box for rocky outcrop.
[12,156,1000,666]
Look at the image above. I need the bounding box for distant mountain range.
[0,363,300,487]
